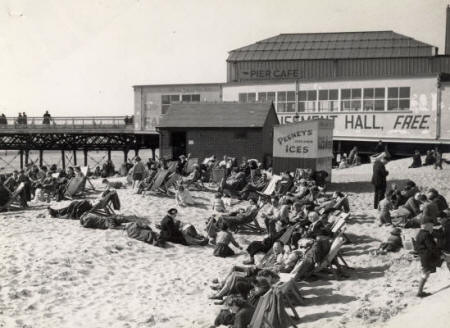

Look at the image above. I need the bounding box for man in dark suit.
[371,155,389,209]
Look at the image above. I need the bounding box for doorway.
[171,131,187,160]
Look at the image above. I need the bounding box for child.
[378,227,403,254]
[175,185,196,206]
[213,222,242,258]
[32,183,46,203]
[415,217,442,297]
[211,192,226,213]
[378,190,393,226]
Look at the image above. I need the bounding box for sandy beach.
[1,156,449,328]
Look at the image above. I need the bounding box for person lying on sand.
[48,190,120,220]
[102,179,124,190]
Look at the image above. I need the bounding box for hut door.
[171,131,187,160]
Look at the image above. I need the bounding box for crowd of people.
[409,148,445,169]
[1,148,450,327]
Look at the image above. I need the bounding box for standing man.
[371,155,389,209]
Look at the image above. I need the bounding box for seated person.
[317,191,350,214]
[211,192,226,213]
[217,198,259,230]
[407,192,440,228]
[0,175,11,209]
[175,184,197,206]
[378,191,393,226]
[238,173,268,201]
[274,172,293,195]
[409,150,422,168]
[428,188,449,217]
[392,180,419,208]
[213,223,242,257]
[433,212,450,271]
[220,168,247,194]
[377,227,403,254]
[423,150,435,166]
[158,208,187,245]
[392,193,425,224]
[293,233,331,281]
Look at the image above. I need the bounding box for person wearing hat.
[371,155,389,209]
[159,208,187,245]
[427,188,449,217]
[415,216,442,297]
[378,228,403,254]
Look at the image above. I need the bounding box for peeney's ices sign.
[277,112,435,139]
[273,119,334,159]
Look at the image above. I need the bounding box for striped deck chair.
[211,168,226,185]
[257,174,282,198]
[0,182,26,212]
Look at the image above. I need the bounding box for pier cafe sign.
[277,112,435,140]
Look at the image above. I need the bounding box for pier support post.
[134,148,139,157]
[24,150,29,166]
[61,150,66,170]
[73,150,77,166]
[39,150,44,167]
[151,148,156,160]
[19,150,24,170]
[107,149,112,162]
[124,149,129,163]
[84,149,88,167]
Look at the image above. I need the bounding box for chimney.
[446,5,450,55]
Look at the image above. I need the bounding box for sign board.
[273,119,334,159]
[277,112,436,140]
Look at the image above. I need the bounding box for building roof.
[228,31,435,61]
[158,102,275,128]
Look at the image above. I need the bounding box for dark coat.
[415,229,441,272]
[371,160,388,187]
[159,215,187,245]
[434,219,450,253]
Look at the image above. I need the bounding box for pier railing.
[0,116,135,133]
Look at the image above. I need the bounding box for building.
[134,11,450,156]
[157,102,279,164]
[133,83,223,133]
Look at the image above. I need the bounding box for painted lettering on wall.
[393,115,430,130]
[345,115,382,130]
[277,129,313,145]
[241,69,300,79]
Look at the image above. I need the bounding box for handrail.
[0,116,135,129]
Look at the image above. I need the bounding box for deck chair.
[185,158,198,174]
[257,175,282,199]
[163,172,182,191]
[249,284,299,328]
[228,206,265,234]
[211,168,226,185]
[149,169,170,192]
[330,212,352,243]
[64,176,86,199]
[81,166,95,191]
[313,233,350,277]
[167,161,178,173]
[89,190,120,216]
[0,182,26,212]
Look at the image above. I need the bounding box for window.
[234,131,247,139]
[181,94,201,102]
[341,88,361,111]
[258,92,276,103]
[387,87,410,110]
[298,90,317,112]
[276,91,296,113]
[318,89,338,112]
[363,88,385,111]
[238,92,256,103]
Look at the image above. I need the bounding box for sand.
[0,156,449,328]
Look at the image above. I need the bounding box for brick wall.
[186,128,263,163]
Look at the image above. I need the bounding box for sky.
[0,0,448,117]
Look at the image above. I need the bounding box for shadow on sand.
[328,179,411,194]
[298,311,344,324]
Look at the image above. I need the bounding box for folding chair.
[330,212,352,243]
[64,176,86,199]
[257,174,281,200]
[314,233,351,277]
[89,191,119,216]
[149,169,170,192]
[81,166,95,191]
[167,161,178,173]
[211,168,226,186]
[228,207,265,234]
[0,182,26,211]
[185,158,198,174]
